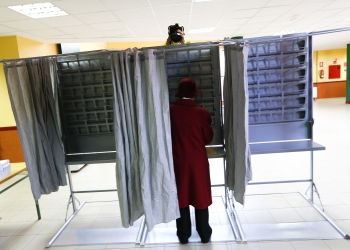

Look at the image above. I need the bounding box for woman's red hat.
[175,78,201,98]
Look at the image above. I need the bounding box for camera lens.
[171,34,182,43]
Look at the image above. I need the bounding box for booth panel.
[164,46,223,145]
[247,36,311,142]
[56,52,116,163]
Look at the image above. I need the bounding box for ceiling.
[0,0,350,50]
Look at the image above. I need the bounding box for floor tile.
[164,244,196,250]
[283,195,311,208]
[208,212,221,226]
[258,241,295,250]
[291,240,330,250]
[268,208,304,223]
[0,236,10,247]
[22,233,55,250]
[236,197,266,211]
[38,220,66,234]
[90,217,120,229]
[314,194,343,206]
[294,207,325,221]
[77,244,107,249]
[323,205,350,220]
[195,243,228,250]
[0,210,18,222]
[0,235,34,250]
[99,205,120,217]
[242,210,276,224]
[259,196,291,209]
[226,242,260,249]
[0,200,14,212]
[0,222,26,236]
[65,218,96,230]
[15,220,50,235]
[106,243,136,249]
[333,219,350,234]
[323,239,350,250]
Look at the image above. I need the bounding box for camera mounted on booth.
[168,23,185,43]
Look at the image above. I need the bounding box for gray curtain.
[223,44,252,205]
[4,58,67,200]
[111,49,179,231]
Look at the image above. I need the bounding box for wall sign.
[319,62,323,67]
[333,58,337,64]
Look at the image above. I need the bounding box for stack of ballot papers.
[0,159,11,180]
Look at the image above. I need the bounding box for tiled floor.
[1,97,350,249]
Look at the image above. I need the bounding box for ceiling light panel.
[8,2,68,18]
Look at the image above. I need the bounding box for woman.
[170,78,214,244]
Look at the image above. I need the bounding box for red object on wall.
[0,127,25,163]
[329,65,341,79]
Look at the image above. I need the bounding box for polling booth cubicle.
[2,30,349,248]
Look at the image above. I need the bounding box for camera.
[168,23,184,43]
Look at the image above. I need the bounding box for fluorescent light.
[273,30,300,35]
[189,27,215,34]
[8,2,68,19]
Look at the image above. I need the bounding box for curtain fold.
[4,58,67,200]
[223,44,252,205]
[111,49,179,231]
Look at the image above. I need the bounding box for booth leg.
[299,192,350,239]
[46,201,86,248]
[222,194,246,242]
[35,199,41,220]
[136,216,146,244]
[140,225,148,246]
[309,151,314,202]
[66,165,77,212]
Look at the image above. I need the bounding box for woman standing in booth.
[170,78,214,244]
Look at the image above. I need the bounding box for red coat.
[170,99,214,209]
